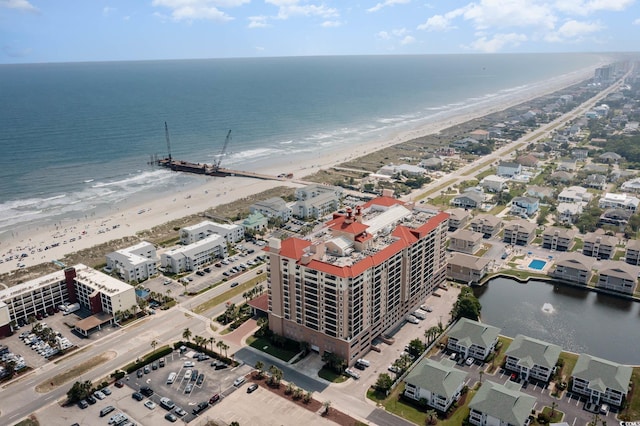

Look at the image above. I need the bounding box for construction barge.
[152,124,293,181]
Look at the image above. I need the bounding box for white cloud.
[248,15,270,28]
[103,6,116,17]
[400,35,416,45]
[377,31,391,40]
[0,0,38,12]
[321,20,342,27]
[634,18,640,25]
[255,46,265,51]
[552,19,603,39]
[555,0,635,15]
[152,0,249,22]
[468,32,527,52]
[417,14,453,31]
[367,0,411,13]
[265,0,338,19]
[461,1,556,31]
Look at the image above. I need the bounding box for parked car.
[114,381,124,388]
[144,400,157,410]
[93,390,106,400]
[185,384,193,394]
[247,383,258,393]
[140,386,154,397]
[192,401,209,415]
[86,395,97,405]
[233,376,246,387]
[174,407,187,417]
[345,369,360,380]
[465,357,475,366]
[165,413,177,422]
[209,394,220,404]
[132,392,144,401]
[137,369,143,378]
[102,387,112,395]
[388,365,401,374]
[78,400,88,409]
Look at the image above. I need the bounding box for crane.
[164,121,172,161]
[214,130,232,171]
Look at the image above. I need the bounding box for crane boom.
[164,121,172,161]
[215,130,232,170]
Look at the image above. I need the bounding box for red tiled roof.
[362,196,405,209]
[328,215,369,235]
[279,238,312,259]
[248,293,269,312]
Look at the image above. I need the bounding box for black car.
[165,413,177,423]
[203,267,211,273]
[230,282,239,288]
[86,395,97,405]
[78,400,88,409]
[196,374,205,385]
[132,392,144,401]
[192,401,209,415]
[191,369,199,381]
[140,386,154,397]
[247,383,258,393]
[137,369,143,378]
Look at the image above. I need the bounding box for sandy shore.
[0,64,600,277]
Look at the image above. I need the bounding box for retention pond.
[474,277,640,365]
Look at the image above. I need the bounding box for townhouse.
[403,358,468,412]
[105,241,158,283]
[624,239,640,266]
[596,260,639,295]
[510,197,539,217]
[541,227,576,251]
[446,318,500,361]
[503,219,536,246]
[468,381,536,426]
[446,253,492,285]
[449,229,484,255]
[504,335,561,383]
[469,214,503,239]
[445,208,471,232]
[571,354,632,407]
[582,233,617,260]
[550,252,595,285]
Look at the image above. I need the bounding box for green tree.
[255,361,264,378]
[374,373,393,393]
[451,287,481,321]
[67,380,92,403]
[150,340,158,352]
[182,328,192,342]
[408,338,425,357]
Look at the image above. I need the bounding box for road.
[0,76,627,425]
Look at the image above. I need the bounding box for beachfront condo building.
[266,194,449,364]
[179,220,244,245]
[0,264,137,337]
[106,241,158,283]
[161,234,228,273]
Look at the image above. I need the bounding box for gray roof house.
[446,318,500,361]
[445,208,471,231]
[624,239,640,266]
[497,161,522,178]
[447,253,492,284]
[550,252,595,285]
[504,335,562,383]
[583,233,618,260]
[468,381,536,426]
[571,354,633,407]
[542,227,576,251]
[598,152,623,163]
[451,192,484,209]
[249,197,292,221]
[596,260,640,295]
[503,219,536,246]
[403,358,468,412]
[469,214,503,239]
[449,229,484,255]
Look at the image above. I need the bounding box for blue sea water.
[0,53,606,234]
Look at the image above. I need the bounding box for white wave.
[84,179,94,183]
[279,140,293,145]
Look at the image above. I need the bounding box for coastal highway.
[404,72,630,204]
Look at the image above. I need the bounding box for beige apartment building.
[266,195,449,364]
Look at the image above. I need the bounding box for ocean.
[0,53,606,236]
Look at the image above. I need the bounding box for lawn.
[193,275,267,315]
[418,179,458,199]
[462,158,495,176]
[491,336,513,373]
[620,367,640,421]
[246,335,299,362]
[15,416,39,426]
[318,367,348,383]
[475,244,491,257]
[36,351,116,392]
[571,238,584,252]
[558,351,579,379]
[540,406,564,423]
[474,167,496,181]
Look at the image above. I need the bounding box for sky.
[1,0,639,63]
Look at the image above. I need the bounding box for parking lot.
[35,346,254,425]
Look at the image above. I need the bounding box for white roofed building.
[0,264,137,337]
[106,241,158,283]
[599,193,640,212]
[293,184,343,219]
[180,220,244,245]
[161,234,228,273]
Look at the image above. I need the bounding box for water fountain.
[541,303,554,313]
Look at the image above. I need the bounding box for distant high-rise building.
[266,193,449,364]
[594,65,612,84]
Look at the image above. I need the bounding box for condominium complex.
[266,195,449,364]
[0,264,137,337]
[161,234,228,273]
[179,220,244,245]
[105,241,158,283]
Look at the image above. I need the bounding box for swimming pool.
[528,259,547,270]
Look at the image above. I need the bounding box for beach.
[0,64,600,278]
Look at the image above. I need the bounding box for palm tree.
[242,292,249,304]
[322,400,331,416]
[182,328,192,343]
[208,336,215,352]
[255,361,264,378]
[425,409,438,425]
[150,340,158,352]
[478,370,484,385]
[550,401,558,418]
[221,342,229,358]
[193,335,202,348]
[216,340,225,356]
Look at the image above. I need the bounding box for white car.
[93,390,106,400]
[465,357,474,366]
[345,368,360,380]
[144,400,156,410]
[406,315,419,324]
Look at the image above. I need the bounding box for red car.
[209,394,220,404]
[114,380,124,388]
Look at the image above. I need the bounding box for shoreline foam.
[0,64,601,276]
